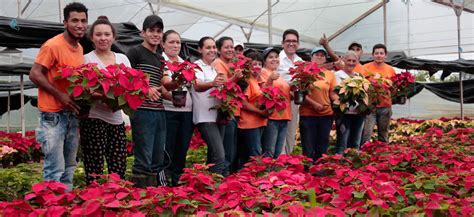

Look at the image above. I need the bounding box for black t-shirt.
[127,44,165,110]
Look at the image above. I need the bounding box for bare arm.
[29,63,79,113]
[194,73,224,92]
[319,34,340,62]
[242,99,269,117]
[161,71,180,90]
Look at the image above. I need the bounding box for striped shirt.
[126,44,165,110]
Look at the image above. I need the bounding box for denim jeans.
[262,120,288,158]
[197,122,226,175]
[240,127,264,158]
[222,118,238,173]
[164,111,193,186]
[361,107,392,145]
[131,109,167,182]
[335,114,365,154]
[36,111,79,190]
[300,115,334,161]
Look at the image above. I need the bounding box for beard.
[66,28,84,41]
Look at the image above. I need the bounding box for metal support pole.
[267,0,272,44]
[383,0,387,45]
[7,91,11,133]
[20,75,25,137]
[457,15,464,120]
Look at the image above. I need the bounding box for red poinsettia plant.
[364,73,392,107]
[229,54,254,81]
[210,81,245,122]
[59,63,149,116]
[256,86,288,115]
[289,61,325,92]
[390,71,415,98]
[163,60,201,91]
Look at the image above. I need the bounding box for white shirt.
[278,50,303,83]
[334,70,359,115]
[162,54,193,112]
[191,59,219,124]
[84,51,131,125]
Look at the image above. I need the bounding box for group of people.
[30,2,396,190]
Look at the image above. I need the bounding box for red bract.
[256,86,288,115]
[210,81,245,117]
[391,71,415,98]
[59,63,149,116]
[229,54,255,81]
[289,61,325,92]
[163,60,201,90]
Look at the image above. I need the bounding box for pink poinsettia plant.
[364,73,392,107]
[289,61,325,92]
[256,86,288,115]
[163,60,201,91]
[391,71,415,98]
[210,81,245,119]
[59,63,149,116]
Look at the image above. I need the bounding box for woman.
[299,47,338,161]
[238,52,269,161]
[212,36,242,173]
[80,16,129,184]
[191,36,226,175]
[334,51,365,154]
[259,47,292,159]
[160,30,193,186]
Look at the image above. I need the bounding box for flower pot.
[216,110,230,125]
[74,100,91,119]
[172,90,187,107]
[392,96,407,105]
[236,79,249,92]
[294,90,306,105]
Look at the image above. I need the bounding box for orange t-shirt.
[353,63,367,75]
[259,68,292,121]
[238,77,267,129]
[35,33,84,112]
[362,62,396,108]
[212,58,241,117]
[299,70,336,116]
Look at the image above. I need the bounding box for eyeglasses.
[284,40,298,44]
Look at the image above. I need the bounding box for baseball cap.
[348,41,362,50]
[262,47,280,60]
[311,47,327,56]
[142,15,164,31]
[234,41,244,49]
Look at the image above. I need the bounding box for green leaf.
[307,188,317,207]
[414,181,422,189]
[399,205,420,213]
[118,95,126,106]
[353,191,365,199]
[423,181,436,190]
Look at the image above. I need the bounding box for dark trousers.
[300,115,334,161]
[197,122,226,175]
[164,111,193,186]
[80,118,127,185]
[335,114,365,154]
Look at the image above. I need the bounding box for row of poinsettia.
[0,131,41,167]
[1,121,472,216]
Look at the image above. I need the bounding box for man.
[126,15,167,187]
[29,2,88,190]
[361,44,396,144]
[347,41,367,74]
[277,29,302,155]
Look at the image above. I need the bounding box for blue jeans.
[361,107,392,145]
[335,114,365,154]
[300,115,334,161]
[240,127,264,158]
[262,120,288,158]
[164,111,193,186]
[197,122,226,175]
[131,109,167,178]
[222,118,238,173]
[36,111,79,190]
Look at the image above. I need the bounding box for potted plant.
[333,75,373,115]
[60,63,150,117]
[289,61,325,104]
[229,54,254,91]
[390,71,415,105]
[163,60,200,107]
[256,86,288,115]
[365,73,393,110]
[209,81,245,125]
